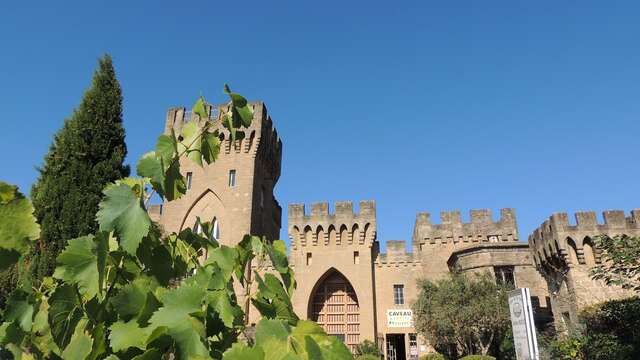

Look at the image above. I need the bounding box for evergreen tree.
[29,54,129,281]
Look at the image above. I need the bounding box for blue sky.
[1,1,638,250]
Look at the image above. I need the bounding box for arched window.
[566,237,579,265]
[363,223,371,244]
[212,217,220,241]
[351,224,360,245]
[303,226,313,247]
[194,219,203,235]
[328,225,336,246]
[339,225,348,245]
[316,226,324,246]
[583,237,596,266]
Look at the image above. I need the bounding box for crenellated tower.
[528,209,640,330]
[288,200,377,251]
[412,208,519,279]
[151,101,282,246]
[287,201,378,352]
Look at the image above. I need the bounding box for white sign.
[508,288,539,360]
[387,309,413,328]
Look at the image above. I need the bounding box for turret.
[288,200,377,250]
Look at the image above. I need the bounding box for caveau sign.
[386,309,413,328]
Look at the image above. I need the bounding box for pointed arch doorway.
[308,269,360,352]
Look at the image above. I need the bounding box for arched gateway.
[308,270,360,352]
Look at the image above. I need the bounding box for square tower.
[152,102,282,245]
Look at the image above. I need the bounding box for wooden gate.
[309,271,360,352]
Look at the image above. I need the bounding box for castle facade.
[151,101,639,360]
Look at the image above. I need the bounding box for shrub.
[458,356,496,360]
[582,333,633,360]
[545,332,632,360]
[355,355,380,360]
[420,353,446,360]
[581,296,640,358]
[355,339,381,357]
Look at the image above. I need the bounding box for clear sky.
[1,1,638,250]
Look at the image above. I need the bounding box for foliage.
[458,356,496,360]
[413,271,510,357]
[544,332,633,360]
[0,86,352,359]
[420,353,445,360]
[591,234,640,292]
[354,339,380,357]
[580,296,640,358]
[354,355,379,360]
[496,331,514,360]
[28,54,130,285]
[540,297,640,360]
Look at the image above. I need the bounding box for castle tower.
[529,210,640,330]
[412,208,519,279]
[151,101,282,246]
[287,201,378,352]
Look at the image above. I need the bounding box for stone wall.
[287,201,378,349]
[412,208,519,280]
[156,101,282,245]
[528,210,640,330]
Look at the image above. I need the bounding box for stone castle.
[150,101,639,360]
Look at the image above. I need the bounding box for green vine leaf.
[178,121,204,166]
[4,290,34,332]
[53,235,107,300]
[48,284,84,349]
[222,343,265,360]
[201,131,221,165]
[108,319,149,352]
[110,277,155,321]
[0,181,39,265]
[192,96,208,120]
[97,183,151,255]
[61,319,93,360]
[148,284,208,359]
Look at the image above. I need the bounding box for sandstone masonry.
[154,101,638,360]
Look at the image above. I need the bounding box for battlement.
[289,200,376,220]
[163,101,282,159]
[529,209,640,268]
[374,240,421,267]
[412,208,518,248]
[288,201,377,250]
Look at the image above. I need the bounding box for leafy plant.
[0,86,352,359]
[458,356,496,360]
[354,355,379,360]
[413,272,510,357]
[354,340,380,357]
[420,353,445,360]
[591,234,640,292]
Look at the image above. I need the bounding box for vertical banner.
[508,288,539,360]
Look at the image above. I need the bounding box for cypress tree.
[29,54,130,281]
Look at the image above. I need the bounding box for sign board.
[386,309,413,328]
[508,288,539,360]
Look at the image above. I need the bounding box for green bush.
[545,332,633,360]
[355,340,381,357]
[355,355,380,360]
[458,356,496,360]
[420,353,446,360]
[581,296,640,358]
[583,333,633,360]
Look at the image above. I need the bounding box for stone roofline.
[528,209,640,269]
[412,208,519,245]
[288,200,376,220]
[529,210,640,240]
